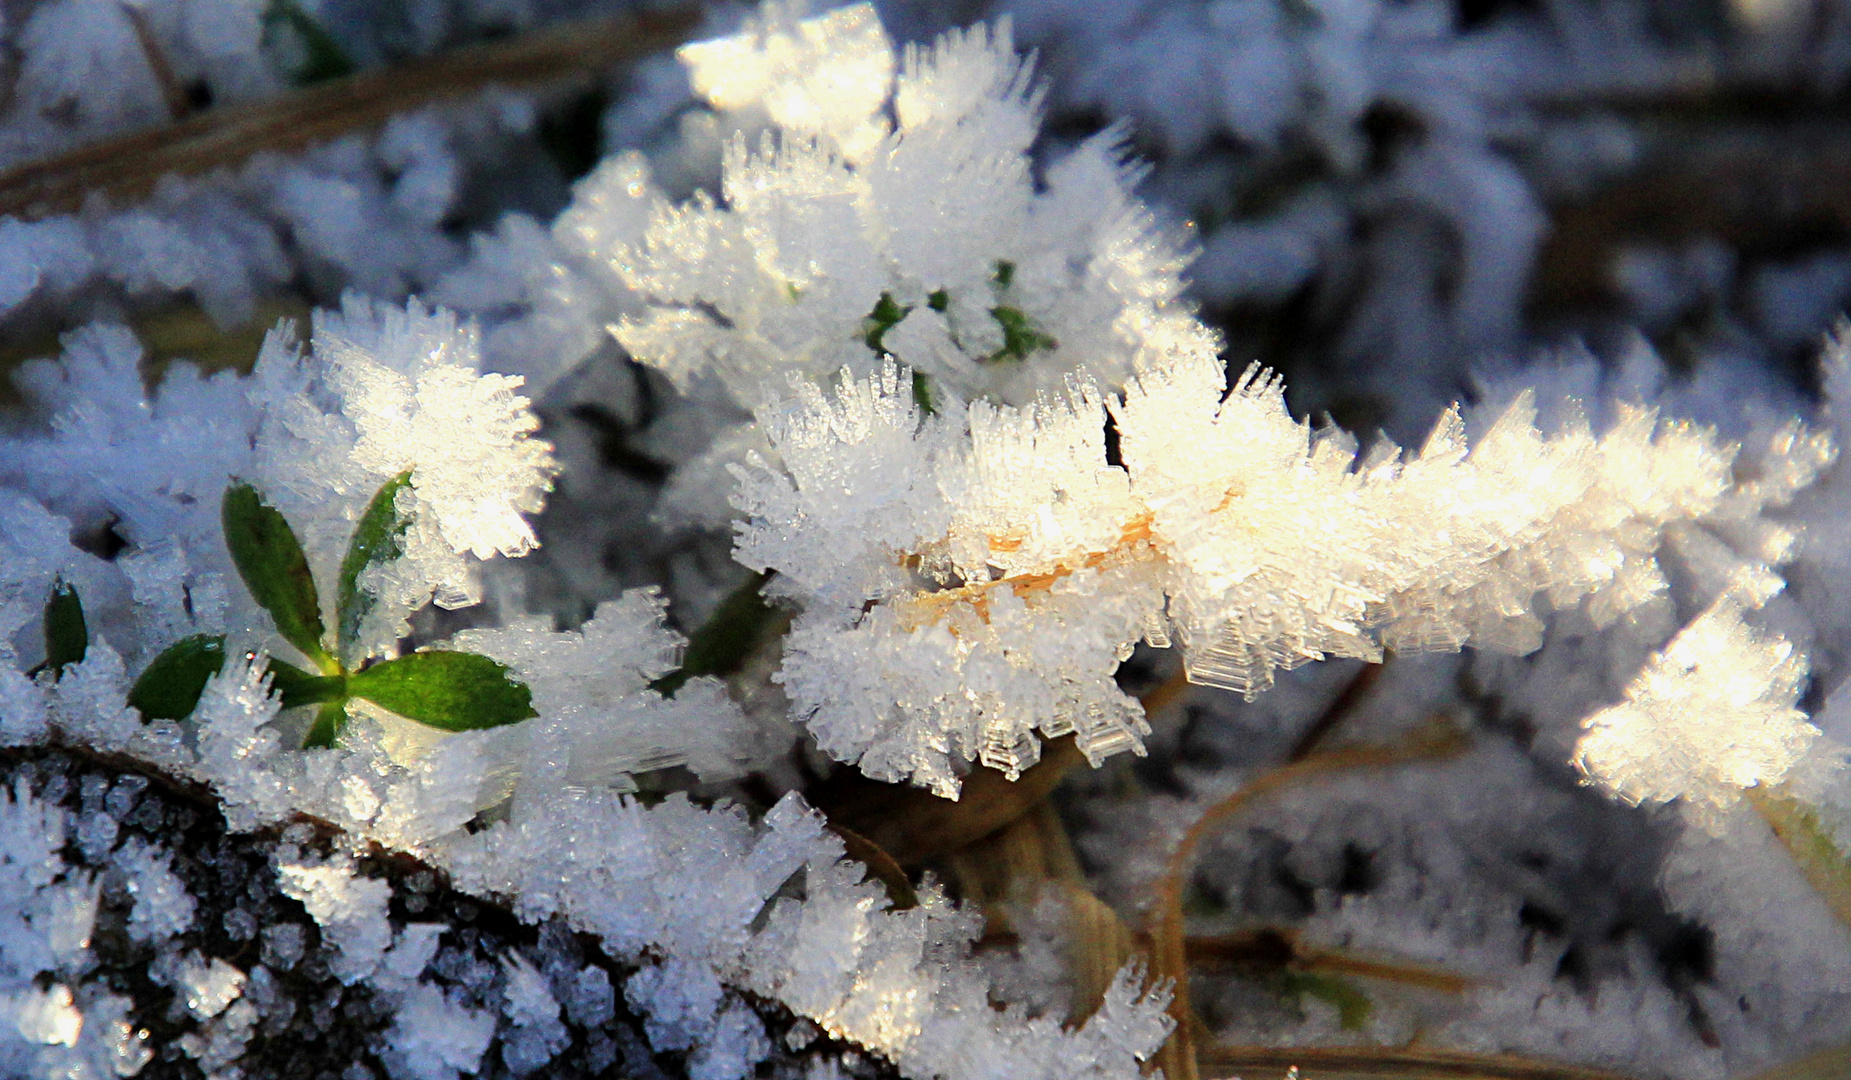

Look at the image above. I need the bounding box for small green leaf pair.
[26,578,89,680]
[128,473,536,748]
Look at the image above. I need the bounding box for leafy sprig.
[128,474,536,747]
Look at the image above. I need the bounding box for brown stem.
[1287,660,1385,762]
[828,822,917,911]
[811,659,1192,867]
[0,6,700,221]
[120,2,194,122]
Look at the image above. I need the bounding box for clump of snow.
[1576,597,1818,825]
[114,836,197,944]
[276,854,395,985]
[498,954,570,1076]
[450,588,759,797]
[377,982,498,1080]
[609,3,1208,415]
[0,780,148,1077]
[446,788,1173,1080]
[252,295,558,657]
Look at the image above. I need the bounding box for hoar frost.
[737,348,1829,796]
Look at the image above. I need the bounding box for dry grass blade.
[1200,1044,1643,1080]
[951,799,1085,914]
[0,5,700,221]
[1288,661,1384,762]
[0,298,313,410]
[1149,723,1472,1080]
[1187,929,1472,995]
[952,800,1143,1027]
[1058,882,1141,1027]
[814,734,1088,867]
[1531,126,1851,318]
[1746,785,1851,929]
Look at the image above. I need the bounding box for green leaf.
[1284,972,1372,1031]
[262,0,356,85]
[337,471,414,662]
[1751,786,1851,930]
[127,635,225,720]
[862,292,910,354]
[348,651,536,732]
[911,371,936,416]
[303,699,347,750]
[925,288,950,312]
[222,481,336,673]
[33,578,89,678]
[264,657,347,710]
[650,570,777,698]
[987,305,1057,363]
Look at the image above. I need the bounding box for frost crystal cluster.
[734,293,1830,796]
[3,1,1851,1079]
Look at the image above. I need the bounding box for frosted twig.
[0,6,699,220]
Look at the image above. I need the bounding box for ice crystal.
[276,855,394,985]
[737,349,1827,794]
[604,2,1208,413]
[1575,597,1817,822]
[4,2,1851,1077]
[252,296,558,652]
[450,588,757,793]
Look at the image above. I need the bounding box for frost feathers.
[736,352,1823,796]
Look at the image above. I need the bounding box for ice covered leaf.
[126,634,226,721]
[1574,597,1817,825]
[30,579,88,679]
[650,571,775,698]
[222,481,334,673]
[337,470,414,663]
[741,344,1825,793]
[348,651,537,733]
[602,3,1199,418]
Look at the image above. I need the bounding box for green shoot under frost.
[127,474,536,747]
